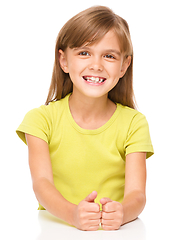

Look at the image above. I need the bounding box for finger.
[100,197,112,205]
[102,211,115,220]
[101,219,121,231]
[101,223,120,231]
[90,219,101,225]
[88,224,100,231]
[88,212,102,220]
[84,191,97,202]
[101,218,115,225]
[102,202,116,212]
[84,219,101,231]
[85,202,100,212]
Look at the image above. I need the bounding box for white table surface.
[3,207,180,240]
[5,210,146,240]
[37,211,146,240]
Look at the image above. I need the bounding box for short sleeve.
[16,106,51,145]
[124,113,154,159]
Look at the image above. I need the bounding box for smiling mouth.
[83,76,106,83]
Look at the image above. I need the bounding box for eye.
[104,54,115,59]
[79,51,90,56]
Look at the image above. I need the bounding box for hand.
[100,198,124,230]
[73,191,101,231]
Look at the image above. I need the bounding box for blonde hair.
[45,6,136,109]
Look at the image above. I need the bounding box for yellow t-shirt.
[16,94,154,209]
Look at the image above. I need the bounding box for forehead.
[79,30,121,51]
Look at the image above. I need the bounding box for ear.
[120,56,132,78]
[58,49,69,73]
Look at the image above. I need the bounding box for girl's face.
[59,30,131,100]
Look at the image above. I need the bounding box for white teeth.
[84,77,104,83]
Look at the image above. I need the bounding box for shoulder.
[115,104,151,144]
[116,104,146,125]
[26,95,68,120]
[117,105,154,158]
[16,95,69,144]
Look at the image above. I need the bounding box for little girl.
[16,6,154,231]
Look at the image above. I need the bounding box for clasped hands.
[73,191,124,231]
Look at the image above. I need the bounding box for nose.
[88,56,103,72]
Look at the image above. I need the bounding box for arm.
[121,152,147,224]
[100,152,147,230]
[25,134,76,224]
[26,134,101,230]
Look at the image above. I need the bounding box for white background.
[1,0,181,239]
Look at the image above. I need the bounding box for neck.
[68,92,116,129]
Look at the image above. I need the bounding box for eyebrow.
[105,49,121,56]
[73,47,121,56]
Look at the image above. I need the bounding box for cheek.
[111,70,122,83]
[68,59,85,74]
[107,62,122,78]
